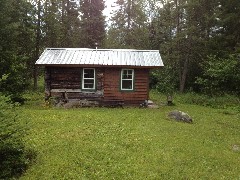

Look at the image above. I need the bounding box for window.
[121,69,134,90]
[82,68,95,90]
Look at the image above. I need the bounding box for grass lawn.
[19,92,240,179]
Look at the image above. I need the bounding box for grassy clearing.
[19,92,240,179]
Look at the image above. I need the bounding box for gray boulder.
[168,110,193,123]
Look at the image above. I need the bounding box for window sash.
[82,68,95,90]
[121,69,134,90]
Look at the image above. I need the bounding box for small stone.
[147,100,154,105]
[63,101,80,109]
[148,104,159,109]
[232,145,240,152]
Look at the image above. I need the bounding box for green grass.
[19,91,240,179]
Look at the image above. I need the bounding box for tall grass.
[178,92,240,109]
[151,90,239,112]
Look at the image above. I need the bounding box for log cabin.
[36,48,164,106]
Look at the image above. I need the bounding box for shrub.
[0,66,30,104]
[0,94,35,179]
[196,55,240,95]
[179,92,240,109]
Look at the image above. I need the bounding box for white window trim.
[82,68,95,90]
[121,69,134,91]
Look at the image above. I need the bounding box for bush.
[0,94,35,179]
[196,55,240,95]
[156,65,178,96]
[0,65,30,104]
[178,92,240,109]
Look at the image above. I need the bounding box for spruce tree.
[107,0,149,49]
[151,0,221,92]
[80,0,105,48]
[0,0,35,99]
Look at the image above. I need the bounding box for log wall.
[45,67,104,101]
[45,66,150,106]
[104,68,149,105]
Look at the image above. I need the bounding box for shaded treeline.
[0,0,105,97]
[0,0,240,98]
[107,0,240,95]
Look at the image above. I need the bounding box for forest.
[0,0,240,99]
[0,0,240,179]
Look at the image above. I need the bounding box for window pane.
[123,74,132,79]
[84,69,94,78]
[122,80,132,90]
[84,79,94,89]
[122,70,133,79]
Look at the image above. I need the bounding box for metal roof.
[35,48,164,67]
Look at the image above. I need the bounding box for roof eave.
[35,64,163,68]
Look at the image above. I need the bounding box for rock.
[147,100,154,105]
[139,100,159,108]
[56,101,65,108]
[147,100,159,108]
[63,101,81,109]
[63,99,99,108]
[148,104,159,109]
[167,95,174,106]
[232,144,240,152]
[168,110,193,123]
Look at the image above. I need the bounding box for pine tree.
[218,0,240,54]
[107,0,149,49]
[80,0,105,48]
[0,0,35,99]
[61,0,81,47]
[151,0,221,92]
[41,0,62,47]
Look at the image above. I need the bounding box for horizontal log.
[51,85,81,89]
[135,85,148,89]
[135,79,148,82]
[56,83,81,87]
[106,88,148,92]
[51,89,102,94]
[51,74,81,78]
[67,94,103,98]
[51,80,81,84]
[51,89,82,93]
[104,94,147,98]
[50,77,81,82]
[50,68,82,74]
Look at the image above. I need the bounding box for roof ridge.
[46,48,159,52]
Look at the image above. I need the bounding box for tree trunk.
[66,0,71,47]
[62,0,65,23]
[34,0,41,90]
[127,0,131,29]
[33,65,38,90]
[179,59,188,93]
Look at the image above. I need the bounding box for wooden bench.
[50,89,81,103]
[50,89,103,101]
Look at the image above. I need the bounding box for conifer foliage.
[0,93,35,179]
[107,0,239,94]
[0,0,240,95]
[80,0,105,48]
[107,0,149,49]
